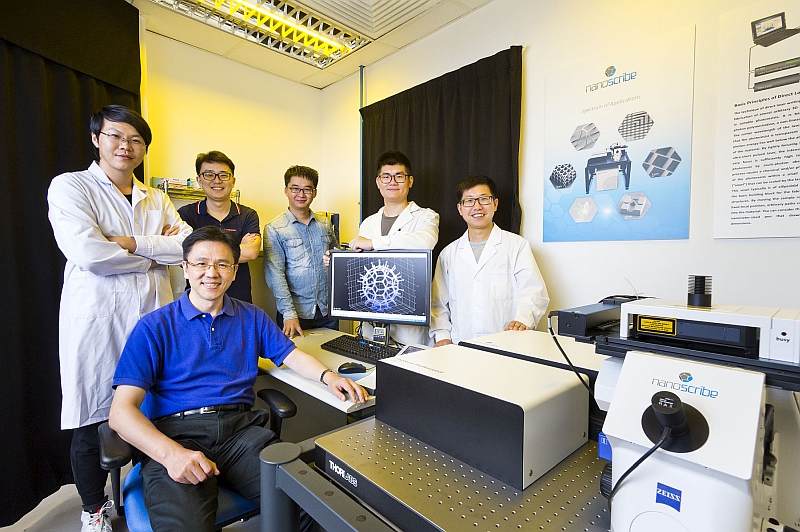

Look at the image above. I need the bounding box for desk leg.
[260,442,302,532]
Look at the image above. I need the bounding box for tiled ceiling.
[131,0,495,89]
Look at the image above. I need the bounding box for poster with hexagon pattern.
[543,26,695,241]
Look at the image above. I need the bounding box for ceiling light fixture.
[143,0,370,68]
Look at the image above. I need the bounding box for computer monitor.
[328,249,432,326]
[752,13,785,39]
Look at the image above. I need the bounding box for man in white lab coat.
[47,105,191,532]
[349,150,439,346]
[430,175,549,347]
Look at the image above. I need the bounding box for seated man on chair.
[109,226,368,531]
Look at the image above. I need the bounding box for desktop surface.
[257,328,376,413]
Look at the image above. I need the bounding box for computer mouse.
[338,362,367,374]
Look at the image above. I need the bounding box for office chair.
[98,389,298,531]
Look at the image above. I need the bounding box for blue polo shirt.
[113,291,294,420]
[178,200,260,302]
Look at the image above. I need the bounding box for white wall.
[321,0,800,318]
[141,0,800,317]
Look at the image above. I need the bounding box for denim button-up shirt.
[263,209,338,320]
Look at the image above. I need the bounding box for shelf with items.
[150,177,240,203]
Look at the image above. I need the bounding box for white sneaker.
[80,500,114,532]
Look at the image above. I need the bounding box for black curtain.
[0,0,140,525]
[360,46,523,261]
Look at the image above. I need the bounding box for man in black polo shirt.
[178,151,261,302]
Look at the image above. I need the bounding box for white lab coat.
[47,162,192,429]
[430,224,549,345]
[358,201,439,346]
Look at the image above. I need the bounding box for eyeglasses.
[377,173,409,183]
[184,261,237,273]
[459,195,495,207]
[288,186,315,195]
[99,131,145,148]
[199,171,233,181]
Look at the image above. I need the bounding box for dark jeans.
[276,306,338,332]
[142,410,274,532]
[71,422,110,512]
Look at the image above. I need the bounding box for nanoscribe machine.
[557,277,800,532]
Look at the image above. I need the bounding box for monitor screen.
[328,249,431,326]
[752,13,785,38]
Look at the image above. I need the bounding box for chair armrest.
[257,389,297,420]
[98,421,133,471]
[256,389,297,436]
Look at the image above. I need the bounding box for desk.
[256,328,376,442]
[258,328,376,414]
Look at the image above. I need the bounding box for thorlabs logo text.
[586,65,637,92]
[329,459,358,488]
[652,371,719,398]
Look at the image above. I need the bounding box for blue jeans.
[276,306,338,331]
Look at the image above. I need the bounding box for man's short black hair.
[455,175,498,203]
[195,151,235,175]
[182,226,241,264]
[284,165,319,187]
[376,151,412,175]
[90,105,152,161]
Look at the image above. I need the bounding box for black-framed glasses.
[184,261,237,273]
[377,172,409,183]
[459,195,494,207]
[199,171,233,181]
[99,131,145,148]
[288,186,315,195]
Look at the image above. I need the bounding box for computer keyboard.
[320,334,400,364]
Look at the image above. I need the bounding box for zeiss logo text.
[329,460,358,488]
[655,483,681,512]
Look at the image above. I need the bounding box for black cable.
[606,425,672,511]
[547,314,594,398]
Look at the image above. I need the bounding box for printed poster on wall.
[714,1,800,238]
[542,26,695,242]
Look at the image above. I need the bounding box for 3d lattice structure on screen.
[347,257,419,314]
[618,111,654,141]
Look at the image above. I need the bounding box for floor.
[2,467,261,532]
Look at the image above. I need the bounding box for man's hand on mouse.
[322,371,369,403]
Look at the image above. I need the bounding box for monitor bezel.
[328,249,432,326]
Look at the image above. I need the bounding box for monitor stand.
[371,322,392,346]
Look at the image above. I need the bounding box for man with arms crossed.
[110,226,367,531]
[430,175,549,347]
[47,105,191,531]
[178,151,261,302]
[348,151,439,346]
[264,165,338,338]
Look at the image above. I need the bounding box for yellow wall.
[142,32,353,231]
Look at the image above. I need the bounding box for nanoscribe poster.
[714,1,800,238]
[543,26,695,242]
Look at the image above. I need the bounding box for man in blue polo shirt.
[110,226,367,531]
[178,151,261,302]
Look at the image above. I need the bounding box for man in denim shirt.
[264,165,339,338]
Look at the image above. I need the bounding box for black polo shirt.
[178,200,260,303]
